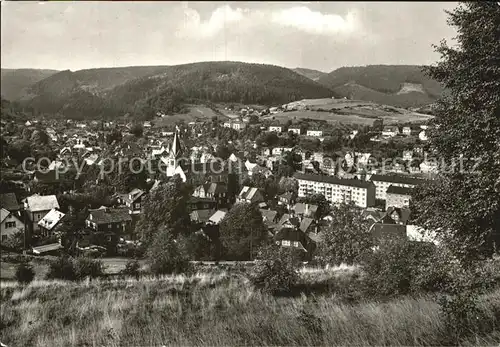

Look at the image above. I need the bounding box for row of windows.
[5,221,16,228]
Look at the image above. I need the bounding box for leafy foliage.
[315,203,372,266]
[19,62,335,120]
[46,255,77,281]
[73,257,105,280]
[219,202,267,260]
[250,244,301,295]
[146,228,191,276]
[15,262,35,285]
[135,175,191,245]
[412,3,500,261]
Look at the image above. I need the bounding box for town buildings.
[294,173,376,208]
[369,174,425,201]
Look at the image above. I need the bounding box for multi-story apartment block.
[293,173,376,208]
[369,174,425,201]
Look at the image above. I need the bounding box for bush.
[46,255,76,280]
[439,290,482,345]
[74,257,104,280]
[146,229,191,276]
[15,262,35,285]
[121,259,141,279]
[360,240,439,297]
[250,245,301,295]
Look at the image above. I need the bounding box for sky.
[1,1,458,72]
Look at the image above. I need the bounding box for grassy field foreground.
[1,267,500,347]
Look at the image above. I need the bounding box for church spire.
[170,126,182,158]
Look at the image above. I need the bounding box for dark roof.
[293,173,375,189]
[0,193,20,212]
[204,182,227,195]
[386,185,413,195]
[34,170,64,184]
[370,174,426,186]
[274,227,308,244]
[87,207,132,224]
[189,196,217,204]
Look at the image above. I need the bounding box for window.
[1,235,7,242]
[293,241,299,247]
[282,240,290,246]
[5,221,16,228]
[108,224,112,229]
[135,203,141,209]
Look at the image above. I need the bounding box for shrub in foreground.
[146,229,191,276]
[121,259,141,279]
[46,255,104,281]
[74,257,104,280]
[250,245,301,295]
[15,262,35,285]
[46,255,76,280]
[360,240,447,297]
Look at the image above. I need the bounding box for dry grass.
[1,269,499,347]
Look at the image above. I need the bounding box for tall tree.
[135,175,191,245]
[219,202,267,260]
[413,3,500,261]
[315,203,372,266]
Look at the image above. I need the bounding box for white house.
[382,126,399,137]
[402,126,412,136]
[420,159,439,174]
[419,130,429,141]
[268,125,283,133]
[0,208,24,244]
[306,129,323,137]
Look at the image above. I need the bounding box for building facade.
[294,173,376,208]
[369,174,425,201]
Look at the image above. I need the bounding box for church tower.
[165,126,183,176]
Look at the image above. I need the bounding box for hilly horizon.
[1,62,444,120]
[5,61,335,120]
[317,65,444,108]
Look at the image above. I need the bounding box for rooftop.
[87,207,132,224]
[25,194,60,213]
[293,173,375,189]
[386,185,414,195]
[370,174,426,186]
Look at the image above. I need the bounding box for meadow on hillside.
[1,266,500,347]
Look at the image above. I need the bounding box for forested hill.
[11,61,336,120]
[292,68,327,81]
[317,65,445,108]
[1,69,59,100]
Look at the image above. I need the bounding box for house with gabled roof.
[86,206,132,240]
[0,208,24,245]
[208,210,227,225]
[193,182,228,207]
[273,227,316,259]
[237,186,265,204]
[190,209,216,224]
[23,194,60,234]
[38,208,66,238]
[0,193,22,215]
[115,188,145,215]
